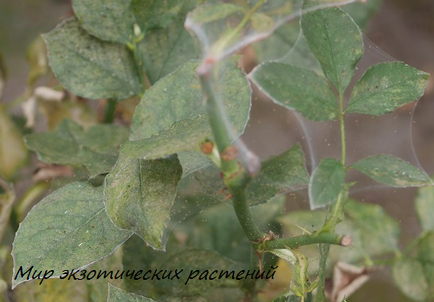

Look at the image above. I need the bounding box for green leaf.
[342,0,382,29]
[130,59,251,172]
[24,119,129,178]
[0,106,28,180]
[252,19,300,63]
[104,155,182,251]
[43,18,142,100]
[392,258,429,302]
[85,248,124,302]
[176,196,284,263]
[417,232,434,299]
[12,182,132,288]
[346,62,429,115]
[121,116,210,160]
[302,4,363,92]
[132,0,183,32]
[26,37,49,86]
[415,180,434,231]
[177,151,211,178]
[250,63,338,121]
[351,155,432,187]
[309,158,345,209]
[108,284,156,302]
[248,144,309,206]
[279,30,323,75]
[131,59,250,140]
[72,0,136,44]
[138,1,202,84]
[344,200,400,255]
[176,144,309,207]
[151,249,239,297]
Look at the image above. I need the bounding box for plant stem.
[261,232,351,250]
[198,70,240,176]
[198,65,263,244]
[231,182,264,242]
[103,99,116,123]
[243,247,260,300]
[338,91,346,167]
[314,244,330,302]
[315,91,348,302]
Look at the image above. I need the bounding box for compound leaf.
[250,63,338,121]
[302,4,363,93]
[346,62,429,115]
[351,155,432,187]
[43,18,142,100]
[309,158,345,209]
[104,155,182,251]
[12,182,132,288]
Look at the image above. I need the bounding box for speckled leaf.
[415,181,434,231]
[392,258,429,302]
[248,144,309,206]
[250,63,338,121]
[104,155,182,251]
[175,197,285,263]
[346,62,429,115]
[130,59,250,172]
[0,106,27,180]
[351,155,432,187]
[121,116,210,160]
[152,249,238,297]
[130,59,250,140]
[108,284,156,302]
[345,200,400,255]
[309,158,345,209]
[72,0,136,44]
[12,182,132,288]
[132,0,183,32]
[43,18,142,100]
[176,144,309,207]
[138,1,202,84]
[24,119,129,178]
[302,4,363,92]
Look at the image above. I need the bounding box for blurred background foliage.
[1,0,434,301]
